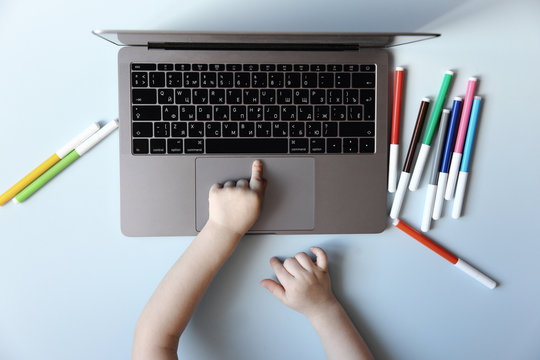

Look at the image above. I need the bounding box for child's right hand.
[260,247,338,319]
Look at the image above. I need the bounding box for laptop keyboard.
[130,63,376,155]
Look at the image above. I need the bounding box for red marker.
[388,67,404,193]
[393,219,497,289]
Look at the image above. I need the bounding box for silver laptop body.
[94,31,438,236]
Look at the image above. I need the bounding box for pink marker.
[445,77,477,200]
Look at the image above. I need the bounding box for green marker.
[14,119,119,203]
[409,70,454,191]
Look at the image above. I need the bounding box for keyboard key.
[352,73,375,88]
[132,89,156,104]
[133,106,161,120]
[348,106,363,120]
[235,73,250,87]
[184,72,200,87]
[132,63,156,70]
[298,106,313,120]
[265,106,280,120]
[272,122,288,137]
[205,122,221,137]
[261,64,276,71]
[322,122,337,137]
[201,72,216,87]
[206,139,288,153]
[193,64,208,71]
[335,73,350,88]
[344,89,359,104]
[133,139,149,154]
[281,106,296,120]
[210,64,225,71]
[310,138,325,153]
[133,122,153,137]
[268,73,284,87]
[294,89,309,104]
[339,122,374,137]
[327,138,342,153]
[344,65,359,71]
[192,89,208,104]
[218,73,233,87]
[343,138,358,153]
[210,89,226,104]
[175,89,191,104]
[227,89,242,104]
[226,64,242,71]
[285,73,300,88]
[327,90,342,104]
[360,89,375,120]
[149,72,165,87]
[239,122,255,137]
[315,106,330,120]
[319,73,334,88]
[150,139,166,154]
[132,72,148,87]
[306,122,321,137]
[290,138,308,153]
[158,89,174,104]
[290,122,305,137]
[180,106,196,120]
[243,64,259,71]
[231,106,246,120]
[331,106,346,120]
[247,106,263,120]
[260,89,275,104]
[188,122,204,137]
[277,64,292,71]
[222,122,238,137]
[167,139,183,154]
[302,73,317,88]
[360,138,375,153]
[166,72,182,87]
[360,64,375,72]
[310,64,325,72]
[277,89,293,104]
[197,106,212,120]
[252,73,267,88]
[158,64,176,75]
[243,89,259,104]
[214,105,230,120]
[328,64,342,72]
[310,90,326,104]
[185,139,204,154]
[163,106,178,120]
[154,122,170,137]
[256,122,272,137]
[294,64,309,71]
[171,122,187,137]
[175,64,191,71]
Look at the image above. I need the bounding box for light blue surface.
[460,98,482,172]
[1,0,540,359]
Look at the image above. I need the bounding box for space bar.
[206,139,288,153]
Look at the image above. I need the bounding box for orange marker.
[393,219,497,289]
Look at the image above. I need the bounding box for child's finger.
[283,257,304,277]
[310,247,328,270]
[260,279,286,302]
[249,160,265,193]
[269,257,294,283]
[295,252,314,270]
[236,179,249,188]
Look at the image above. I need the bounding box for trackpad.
[195,157,315,232]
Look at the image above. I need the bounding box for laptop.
[93,31,438,236]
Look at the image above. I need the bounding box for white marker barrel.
[55,122,100,158]
[445,152,462,200]
[432,172,448,220]
[421,184,437,232]
[388,144,399,193]
[75,119,119,156]
[390,172,410,219]
[452,171,469,218]
[454,259,497,289]
[409,143,431,191]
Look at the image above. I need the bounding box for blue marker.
[452,96,482,218]
[433,97,462,220]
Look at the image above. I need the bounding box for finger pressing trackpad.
[195,157,315,232]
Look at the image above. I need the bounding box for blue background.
[1,0,539,359]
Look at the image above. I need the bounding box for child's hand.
[261,247,338,319]
[207,160,267,238]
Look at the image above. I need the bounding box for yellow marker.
[0,122,100,205]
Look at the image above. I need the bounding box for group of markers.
[388,68,496,289]
[0,119,118,206]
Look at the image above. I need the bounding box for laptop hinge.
[148,42,360,51]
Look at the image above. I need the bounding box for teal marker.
[409,70,454,191]
[14,119,119,203]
